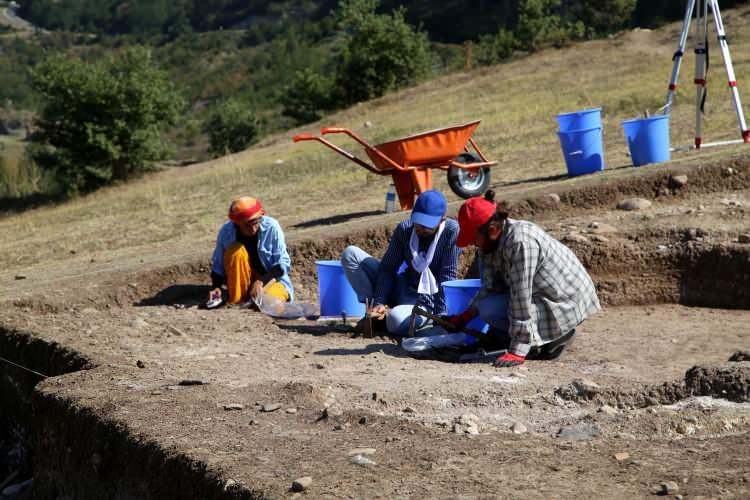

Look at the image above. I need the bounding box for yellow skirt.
[223,242,290,304]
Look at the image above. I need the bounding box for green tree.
[334,0,431,105]
[565,0,636,34]
[475,29,516,66]
[515,0,564,51]
[281,68,334,125]
[202,98,259,157]
[29,47,183,196]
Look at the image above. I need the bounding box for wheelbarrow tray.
[366,120,481,170]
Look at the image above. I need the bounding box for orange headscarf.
[228,196,264,223]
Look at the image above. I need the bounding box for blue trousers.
[340,245,428,335]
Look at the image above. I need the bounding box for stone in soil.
[261,403,282,412]
[557,422,601,441]
[670,175,688,187]
[614,452,630,462]
[224,403,244,411]
[729,350,750,362]
[511,422,527,434]
[616,198,652,211]
[291,476,313,492]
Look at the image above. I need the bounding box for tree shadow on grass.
[0,192,63,216]
[136,284,211,307]
[291,210,383,229]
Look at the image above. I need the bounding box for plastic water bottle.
[384,184,396,213]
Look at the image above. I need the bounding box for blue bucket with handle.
[557,108,602,132]
[557,126,605,177]
[316,260,365,318]
[442,279,488,333]
[622,115,670,167]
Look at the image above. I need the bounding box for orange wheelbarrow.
[293,120,497,210]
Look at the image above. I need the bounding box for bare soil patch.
[1,158,749,498]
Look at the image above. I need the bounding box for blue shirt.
[210,216,294,301]
[374,219,460,315]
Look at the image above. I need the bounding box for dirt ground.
[1,157,750,498]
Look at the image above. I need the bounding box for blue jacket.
[210,216,294,301]
[374,218,460,315]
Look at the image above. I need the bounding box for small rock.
[151,390,162,395]
[274,159,285,165]
[223,479,236,491]
[14,275,27,280]
[136,360,145,369]
[511,422,527,434]
[261,403,282,412]
[363,120,373,128]
[546,193,561,203]
[657,481,679,495]
[598,405,618,416]
[614,452,630,462]
[671,175,688,187]
[286,408,297,414]
[675,423,695,435]
[557,422,601,441]
[291,476,313,492]
[738,234,750,244]
[403,407,416,413]
[617,198,652,211]
[224,404,244,411]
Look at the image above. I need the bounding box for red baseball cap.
[456,196,497,247]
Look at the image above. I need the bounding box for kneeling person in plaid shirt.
[448,190,600,367]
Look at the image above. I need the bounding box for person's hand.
[369,303,386,320]
[493,352,525,368]
[249,280,264,301]
[443,308,476,332]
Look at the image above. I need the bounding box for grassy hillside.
[1,4,750,285]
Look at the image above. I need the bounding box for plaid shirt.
[470,218,600,356]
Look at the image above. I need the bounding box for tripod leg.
[709,0,750,142]
[666,0,697,113]
[694,0,708,148]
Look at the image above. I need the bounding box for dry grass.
[2,6,750,283]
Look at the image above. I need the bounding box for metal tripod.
[664,0,749,149]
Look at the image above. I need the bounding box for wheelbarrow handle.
[321,127,347,134]
[293,134,316,142]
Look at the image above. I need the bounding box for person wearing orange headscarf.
[208,196,293,306]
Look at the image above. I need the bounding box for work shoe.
[528,329,576,360]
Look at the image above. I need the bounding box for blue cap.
[411,190,447,229]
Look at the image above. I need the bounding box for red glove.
[444,309,476,332]
[493,352,526,367]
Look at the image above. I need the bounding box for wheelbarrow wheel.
[447,153,491,199]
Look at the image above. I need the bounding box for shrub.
[475,29,516,66]
[29,46,183,196]
[202,98,259,157]
[334,0,431,106]
[281,68,335,125]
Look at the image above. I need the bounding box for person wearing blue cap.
[340,190,461,336]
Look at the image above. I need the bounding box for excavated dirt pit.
[1,159,749,498]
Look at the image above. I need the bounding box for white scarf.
[409,221,446,295]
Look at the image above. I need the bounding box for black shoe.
[528,329,576,360]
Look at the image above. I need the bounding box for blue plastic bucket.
[557,126,605,177]
[622,115,670,167]
[315,260,365,318]
[442,279,488,332]
[557,108,601,132]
